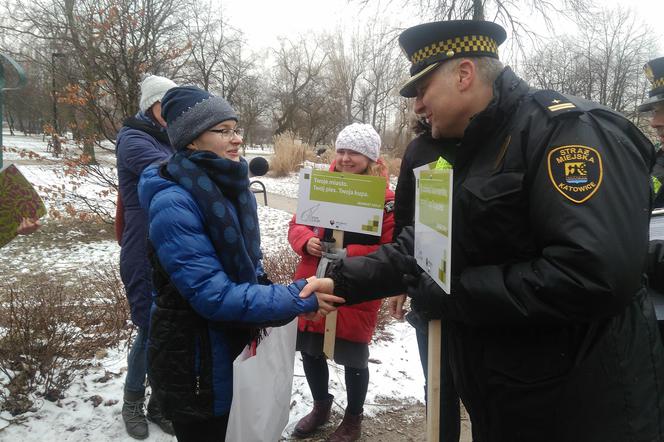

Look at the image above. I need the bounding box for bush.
[262,248,300,284]
[0,268,131,415]
[270,131,314,177]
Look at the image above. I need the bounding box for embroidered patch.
[547,145,603,203]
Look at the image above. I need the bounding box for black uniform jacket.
[328,68,664,442]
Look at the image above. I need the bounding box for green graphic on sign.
[438,257,447,286]
[418,169,451,236]
[361,214,380,232]
[309,170,385,209]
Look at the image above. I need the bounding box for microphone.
[249,156,269,177]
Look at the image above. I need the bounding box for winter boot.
[146,394,175,435]
[122,391,148,440]
[326,409,363,442]
[293,394,334,438]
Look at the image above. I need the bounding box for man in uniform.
[302,20,664,441]
[641,57,664,337]
[640,57,664,207]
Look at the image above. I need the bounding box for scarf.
[166,149,261,284]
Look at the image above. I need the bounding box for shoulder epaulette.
[532,90,584,119]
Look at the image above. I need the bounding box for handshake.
[298,271,451,321]
[299,276,341,320]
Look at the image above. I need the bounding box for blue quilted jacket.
[138,164,318,419]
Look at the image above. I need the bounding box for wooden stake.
[427,319,442,442]
[323,230,344,359]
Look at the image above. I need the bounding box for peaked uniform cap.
[638,57,664,112]
[398,20,507,97]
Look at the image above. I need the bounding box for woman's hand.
[300,276,344,319]
[306,237,322,257]
[388,294,407,320]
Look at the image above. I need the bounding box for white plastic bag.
[226,319,297,442]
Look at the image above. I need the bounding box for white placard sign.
[296,168,386,236]
[414,158,454,292]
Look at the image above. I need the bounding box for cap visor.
[399,62,441,98]
[638,93,664,112]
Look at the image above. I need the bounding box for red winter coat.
[288,161,395,344]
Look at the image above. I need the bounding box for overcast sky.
[222,0,663,58]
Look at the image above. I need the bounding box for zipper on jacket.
[194,335,201,396]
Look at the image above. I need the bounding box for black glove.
[405,272,448,321]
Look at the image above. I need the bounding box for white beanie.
[139,74,177,113]
[335,123,381,161]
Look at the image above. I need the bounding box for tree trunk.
[472,0,484,20]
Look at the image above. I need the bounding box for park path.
[257,190,298,214]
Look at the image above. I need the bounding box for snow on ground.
[253,172,300,199]
[0,204,299,283]
[287,321,424,436]
[2,132,117,164]
[0,321,422,442]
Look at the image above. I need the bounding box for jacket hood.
[138,163,177,211]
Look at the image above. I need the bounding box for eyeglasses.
[208,128,244,139]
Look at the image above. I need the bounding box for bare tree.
[181,0,231,91]
[322,29,367,125]
[233,68,270,149]
[352,0,595,56]
[2,0,189,150]
[271,37,328,137]
[523,7,656,119]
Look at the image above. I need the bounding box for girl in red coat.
[288,123,395,442]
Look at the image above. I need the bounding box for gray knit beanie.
[139,74,177,113]
[335,123,381,161]
[160,86,238,150]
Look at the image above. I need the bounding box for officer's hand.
[405,273,448,321]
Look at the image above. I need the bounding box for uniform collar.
[464,67,528,141]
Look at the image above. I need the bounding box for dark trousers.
[413,319,461,442]
[172,414,229,442]
[302,352,369,415]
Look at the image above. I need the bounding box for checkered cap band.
[653,77,664,89]
[411,35,498,64]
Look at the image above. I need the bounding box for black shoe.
[146,394,175,435]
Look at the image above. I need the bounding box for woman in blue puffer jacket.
[138,86,342,442]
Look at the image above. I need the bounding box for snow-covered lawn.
[0,321,422,441]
